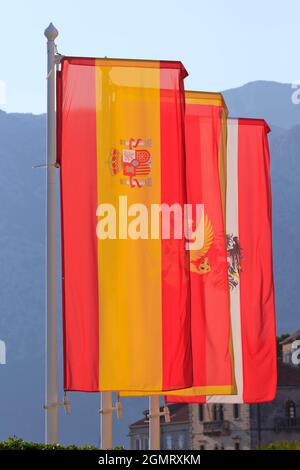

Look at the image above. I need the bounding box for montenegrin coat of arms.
[189,214,214,275]
[109,138,152,188]
[189,216,242,289]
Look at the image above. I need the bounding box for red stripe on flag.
[59,59,100,391]
[160,64,192,390]
[238,119,277,402]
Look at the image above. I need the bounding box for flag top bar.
[228,117,271,133]
[185,90,228,114]
[59,55,188,77]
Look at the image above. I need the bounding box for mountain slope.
[269,123,300,332]
[223,81,300,129]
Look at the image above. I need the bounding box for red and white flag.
[167,117,277,404]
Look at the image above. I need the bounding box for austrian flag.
[167,118,277,404]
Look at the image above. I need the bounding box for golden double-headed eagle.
[189,215,214,275]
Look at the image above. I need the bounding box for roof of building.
[278,361,300,386]
[281,330,300,345]
[129,403,189,428]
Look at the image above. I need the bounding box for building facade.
[190,402,251,450]
[281,330,300,367]
[128,404,189,450]
[191,362,300,449]
[129,334,300,450]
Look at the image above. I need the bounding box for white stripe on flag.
[207,118,244,404]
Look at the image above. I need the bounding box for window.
[178,434,184,449]
[233,404,240,419]
[199,404,204,422]
[213,404,224,421]
[234,442,240,450]
[283,351,292,364]
[200,444,205,450]
[165,435,172,450]
[143,438,149,450]
[286,400,296,419]
[135,439,140,450]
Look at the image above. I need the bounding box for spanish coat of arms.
[109,138,152,188]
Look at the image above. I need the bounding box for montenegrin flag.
[57,57,192,392]
[121,91,236,399]
[167,118,277,404]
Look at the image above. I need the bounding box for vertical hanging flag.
[121,91,235,399]
[167,117,277,404]
[57,57,192,392]
[165,91,235,399]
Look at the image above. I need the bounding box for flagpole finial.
[44,22,58,41]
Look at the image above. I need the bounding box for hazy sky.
[0,0,299,114]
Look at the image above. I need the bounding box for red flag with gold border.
[121,91,235,399]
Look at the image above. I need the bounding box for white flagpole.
[100,392,113,449]
[44,22,59,444]
[149,396,161,450]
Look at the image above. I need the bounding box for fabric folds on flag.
[121,91,235,398]
[167,118,277,404]
[57,57,192,392]
[173,92,234,397]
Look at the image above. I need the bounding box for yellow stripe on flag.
[95,61,163,391]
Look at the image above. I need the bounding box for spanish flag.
[121,91,236,398]
[57,57,192,392]
[167,118,277,404]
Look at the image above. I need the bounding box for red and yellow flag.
[167,117,277,404]
[57,57,192,392]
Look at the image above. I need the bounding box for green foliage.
[0,436,123,450]
[276,333,290,359]
[260,441,300,450]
